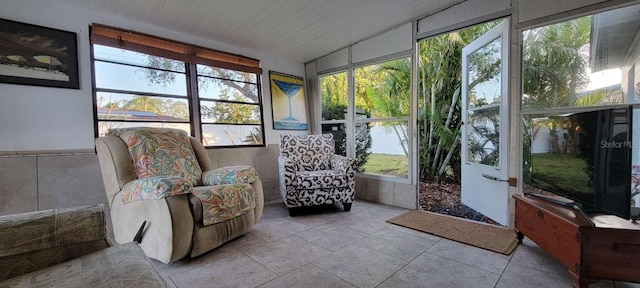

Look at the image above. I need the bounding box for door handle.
[482,174,508,182]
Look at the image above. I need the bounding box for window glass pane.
[200,101,261,124]
[468,37,501,109]
[93,44,185,72]
[202,124,263,146]
[466,107,500,166]
[98,122,190,137]
[198,77,258,103]
[320,72,348,121]
[322,123,346,156]
[356,121,408,178]
[96,92,189,121]
[95,61,187,96]
[522,4,640,110]
[196,65,257,83]
[355,58,411,119]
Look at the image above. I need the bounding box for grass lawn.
[363,153,408,178]
[531,153,592,194]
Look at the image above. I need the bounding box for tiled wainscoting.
[0,144,418,215]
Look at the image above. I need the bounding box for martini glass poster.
[269,71,308,130]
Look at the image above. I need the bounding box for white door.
[461,20,510,226]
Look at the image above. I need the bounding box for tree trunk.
[438,134,460,176]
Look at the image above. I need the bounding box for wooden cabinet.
[514,194,640,288]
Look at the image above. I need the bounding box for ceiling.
[54,0,461,63]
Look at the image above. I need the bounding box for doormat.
[386,210,518,255]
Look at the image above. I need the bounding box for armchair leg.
[343,203,352,212]
[289,207,301,217]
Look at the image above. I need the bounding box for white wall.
[417,0,511,38]
[518,0,606,23]
[352,23,412,64]
[0,0,306,151]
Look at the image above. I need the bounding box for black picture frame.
[0,18,79,89]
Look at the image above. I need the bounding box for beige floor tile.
[163,277,177,288]
[495,262,574,288]
[393,252,500,288]
[312,244,406,288]
[296,223,368,251]
[355,227,436,262]
[426,238,510,274]
[245,236,330,275]
[148,201,600,288]
[170,253,277,288]
[250,218,311,242]
[258,265,356,288]
[509,237,567,276]
[151,257,208,278]
[335,212,390,234]
[261,203,290,220]
[376,277,419,288]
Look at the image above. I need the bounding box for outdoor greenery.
[363,153,409,178]
[531,153,592,195]
[417,21,499,183]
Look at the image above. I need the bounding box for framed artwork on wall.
[0,18,79,89]
[269,71,308,130]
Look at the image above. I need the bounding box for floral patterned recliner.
[95,127,263,263]
[278,134,356,216]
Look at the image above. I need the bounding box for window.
[91,25,264,147]
[320,71,348,156]
[93,45,191,135]
[354,58,411,178]
[521,4,640,216]
[319,57,412,179]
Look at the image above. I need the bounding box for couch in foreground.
[0,205,167,287]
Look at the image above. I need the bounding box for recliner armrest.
[202,165,259,185]
[121,176,193,204]
[330,154,356,175]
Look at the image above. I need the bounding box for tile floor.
[152,200,640,288]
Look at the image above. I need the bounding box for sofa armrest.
[121,176,193,204]
[330,154,356,175]
[0,205,109,281]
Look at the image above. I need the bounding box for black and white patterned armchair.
[278,134,356,216]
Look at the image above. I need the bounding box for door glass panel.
[468,37,502,109]
[467,106,500,166]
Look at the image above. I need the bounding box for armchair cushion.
[280,134,334,171]
[296,170,350,189]
[202,165,259,185]
[121,176,193,204]
[109,127,203,186]
[191,184,256,226]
